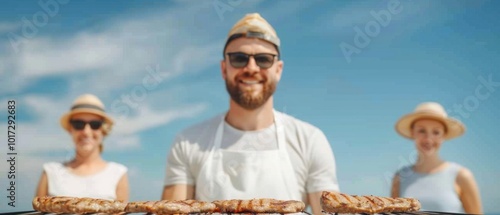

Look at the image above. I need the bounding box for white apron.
[195,110,301,201]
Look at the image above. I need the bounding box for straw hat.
[395,102,465,140]
[60,94,114,135]
[224,13,280,54]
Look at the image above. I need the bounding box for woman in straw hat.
[35,94,129,201]
[391,102,482,214]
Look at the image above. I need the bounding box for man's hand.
[161,184,195,200]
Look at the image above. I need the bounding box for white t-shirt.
[43,161,127,200]
[165,111,340,201]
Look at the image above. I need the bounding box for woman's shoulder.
[447,162,469,176]
[447,161,465,170]
[395,164,414,176]
[451,163,479,192]
[42,161,65,172]
[449,162,474,180]
[105,161,128,174]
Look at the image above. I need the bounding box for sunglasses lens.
[70,120,103,130]
[70,120,86,130]
[227,52,276,69]
[254,54,275,69]
[89,121,103,130]
[228,53,249,68]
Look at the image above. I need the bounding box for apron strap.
[273,110,300,200]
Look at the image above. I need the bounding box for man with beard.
[162,13,339,214]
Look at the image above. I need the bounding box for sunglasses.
[226,52,277,69]
[69,120,103,130]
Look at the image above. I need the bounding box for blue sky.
[0,0,499,213]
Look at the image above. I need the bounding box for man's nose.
[245,56,260,72]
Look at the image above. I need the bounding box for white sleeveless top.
[398,162,464,213]
[43,162,127,200]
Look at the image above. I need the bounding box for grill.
[323,212,467,215]
[0,211,468,215]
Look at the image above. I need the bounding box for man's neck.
[226,98,275,131]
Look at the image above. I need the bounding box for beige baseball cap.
[223,13,280,56]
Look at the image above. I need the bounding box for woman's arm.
[456,168,482,214]
[391,173,400,198]
[116,174,130,202]
[35,171,48,197]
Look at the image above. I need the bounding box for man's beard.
[225,73,277,110]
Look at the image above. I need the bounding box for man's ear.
[275,60,284,81]
[221,59,227,80]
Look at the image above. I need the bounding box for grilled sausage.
[213,198,306,213]
[32,196,126,214]
[321,191,421,214]
[125,199,217,214]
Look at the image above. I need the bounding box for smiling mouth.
[421,144,433,150]
[79,138,94,144]
[239,79,262,85]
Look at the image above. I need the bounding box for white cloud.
[103,103,208,151]
[18,33,124,76]
[0,1,223,96]
[316,0,429,36]
[112,104,208,135]
[223,0,320,26]
[318,0,489,37]
[0,53,27,94]
[0,56,7,75]
[316,1,377,30]
[0,22,20,33]
[105,135,141,151]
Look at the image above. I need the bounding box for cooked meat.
[321,191,421,214]
[213,198,306,213]
[32,196,126,214]
[124,200,158,213]
[156,199,218,214]
[125,199,217,214]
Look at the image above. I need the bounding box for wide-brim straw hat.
[224,13,280,55]
[395,102,465,140]
[60,94,114,135]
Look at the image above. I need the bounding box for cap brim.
[395,112,465,140]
